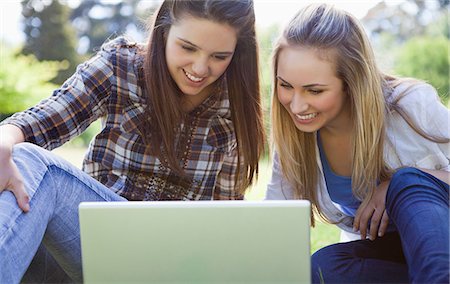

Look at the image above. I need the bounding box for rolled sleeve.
[1,47,114,150]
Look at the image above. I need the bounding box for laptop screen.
[79,200,311,283]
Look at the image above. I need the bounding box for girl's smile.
[276,46,352,134]
[165,16,237,110]
[183,69,205,83]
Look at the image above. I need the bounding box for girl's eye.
[213,55,228,61]
[309,89,323,95]
[279,82,293,89]
[181,45,195,52]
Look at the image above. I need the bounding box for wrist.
[0,124,25,158]
[0,143,13,159]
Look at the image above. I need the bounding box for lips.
[295,112,318,120]
[184,69,205,83]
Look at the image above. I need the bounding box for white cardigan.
[265,83,450,235]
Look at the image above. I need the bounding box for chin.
[182,88,202,96]
[293,122,319,133]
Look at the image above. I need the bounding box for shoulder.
[386,81,446,126]
[385,80,449,141]
[96,36,145,72]
[389,81,440,107]
[100,36,142,53]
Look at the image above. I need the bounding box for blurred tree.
[363,0,449,43]
[257,24,280,108]
[17,0,158,146]
[70,0,157,55]
[1,42,101,146]
[395,36,449,103]
[362,0,449,103]
[0,44,59,118]
[257,24,280,153]
[21,0,80,84]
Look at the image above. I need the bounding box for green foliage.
[425,12,449,39]
[394,36,449,103]
[363,1,449,104]
[245,159,341,254]
[21,0,80,84]
[310,221,340,253]
[257,24,281,155]
[0,44,60,114]
[257,24,280,102]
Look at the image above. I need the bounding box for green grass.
[246,158,340,253]
[52,144,340,253]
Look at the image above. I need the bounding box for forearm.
[0,124,25,157]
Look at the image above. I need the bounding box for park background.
[1,0,449,253]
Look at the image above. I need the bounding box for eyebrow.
[276,76,328,88]
[178,37,234,55]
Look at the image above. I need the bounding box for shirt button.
[435,164,442,170]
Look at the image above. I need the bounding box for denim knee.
[389,167,423,190]
[12,143,72,177]
[386,167,422,207]
[11,143,56,197]
[13,142,40,153]
[386,167,448,217]
[12,143,49,165]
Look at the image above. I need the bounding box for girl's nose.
[191,56,209,77]
[290,92,309,113]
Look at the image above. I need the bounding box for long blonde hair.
[272,4,390,225]
[272,4,449,225]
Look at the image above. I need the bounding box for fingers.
[369,208,384,241]
[378,211,389,238]
[0,161,30,212]
[2,176,30,212]
[355,206,374,240]
[354,180,391,241]
[357,208,389,241]
[10,179,30,212]
[353,206,362,232]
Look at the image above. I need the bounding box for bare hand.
[0,153,30,212]
[353,180,390,240]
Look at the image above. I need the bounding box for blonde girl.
[267,3,449,283]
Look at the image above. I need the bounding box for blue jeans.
[312,167,449,283]
[0,143,126,283]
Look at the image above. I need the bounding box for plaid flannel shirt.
[3,37,244,200]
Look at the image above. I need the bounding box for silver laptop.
[79,200,311,283]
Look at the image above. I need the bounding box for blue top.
[317,132,396,233]
[317,133,360,216]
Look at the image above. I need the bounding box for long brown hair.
[142,0,265,193]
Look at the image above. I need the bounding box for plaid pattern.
[3,37,243,200]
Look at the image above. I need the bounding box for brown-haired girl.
[0,0,265,282]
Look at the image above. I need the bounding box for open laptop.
[79,200,311,283]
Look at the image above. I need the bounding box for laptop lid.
[79,200,311,283]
